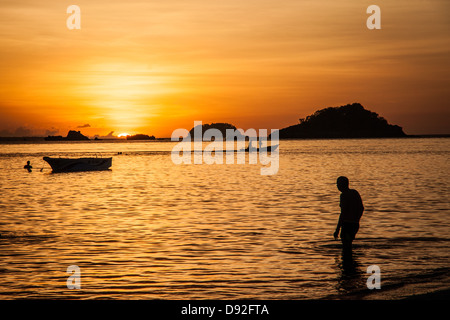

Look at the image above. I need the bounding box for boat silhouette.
[43,156,112,173]
[239,142,279,152]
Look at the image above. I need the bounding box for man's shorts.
[341,222,360,241]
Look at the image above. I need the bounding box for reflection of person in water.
[334,176,364,255]
[24,161,33,172]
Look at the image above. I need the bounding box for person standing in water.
[24,161,32,172]
[334,176,364,254]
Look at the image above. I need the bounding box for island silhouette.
[45,130,90,141]
[188,123,247,140]
[272,103,406,139]
[44,131,156,141]
[126,134,156,140]
[3,103,449,142]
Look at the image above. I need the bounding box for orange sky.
[0,0,449,137]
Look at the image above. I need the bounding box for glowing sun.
[118,133,131,138]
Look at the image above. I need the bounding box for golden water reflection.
[0,138,449,299]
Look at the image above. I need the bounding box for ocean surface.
[0,138,449,300]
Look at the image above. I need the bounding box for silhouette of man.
[24,160,32,172]
[334,176,364,254]
[248,140,256,152]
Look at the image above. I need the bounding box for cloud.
[0,127,34,137]
[77,124,91,128]
[0,129,13,137]
[45,128,59,136]
[94,131,117,139]
[14,126,32,136]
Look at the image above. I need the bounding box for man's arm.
[357,191,364,219]
[334,193,345,239]
[334,215,342,240]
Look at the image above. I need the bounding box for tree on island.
[274,103,406,139]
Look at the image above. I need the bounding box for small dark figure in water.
[334,176,364,255]
[24,161,32,172]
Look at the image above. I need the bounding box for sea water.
[0,138,448,299]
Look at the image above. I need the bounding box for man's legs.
[340,222,359,256]
[341,232,353,255]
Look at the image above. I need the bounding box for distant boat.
[43,156,112,173]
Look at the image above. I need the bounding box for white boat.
[43,156,112,173]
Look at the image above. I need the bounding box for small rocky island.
[274,103,406,139]
[189,123,246,140]
[45,130,90,141]
[126,134,156,140]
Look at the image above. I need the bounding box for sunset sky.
[0,0,449,137]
